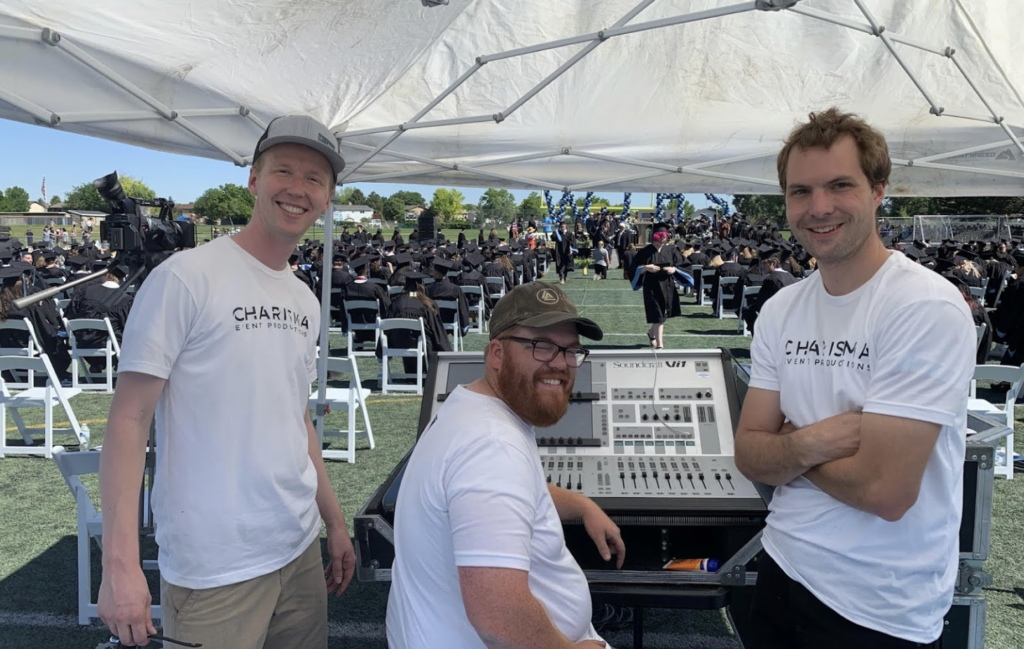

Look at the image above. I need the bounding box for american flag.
[41,177,46,204]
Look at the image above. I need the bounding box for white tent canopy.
[0,0,1021,196]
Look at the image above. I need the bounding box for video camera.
[95,172,197,264]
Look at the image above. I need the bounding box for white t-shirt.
[750,251,975,643]
[118,236,321,589]
[386,386,604,649]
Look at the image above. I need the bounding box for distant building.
[173,202,196,218]
[331,204,374,223]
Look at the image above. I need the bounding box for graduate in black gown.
[552,221,576,284]
[0,265,72,382]
[376,272,452,375]
[425,259,470,337]
[629,223,684,349]
[64,264,134,372]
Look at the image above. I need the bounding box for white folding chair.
[64,317,120,393]
[0,355,86,458]
[715,276,740,320]
[0,318,43,389]
[738,286,761,337]
[379,317,426,395]
[435,299,463,352]
[344,300,380,357]
[969,363,1023,480]
[388,285,404,298]
[700,268,717,306]
[309,356,375,463]
[485,276,505,301]
[52,446,162,624]
[969,285,985,300]
[461,285,486,335]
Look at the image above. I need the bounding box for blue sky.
[0,119,725,210]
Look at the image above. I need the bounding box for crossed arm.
[734,387,940,522]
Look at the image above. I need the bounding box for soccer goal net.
[912,215,1012,244]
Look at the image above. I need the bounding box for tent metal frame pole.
[686,150,780,170]
[915,139,1015,163]
[342,141,565,190]
[570,170,677,192]
[572,150,683,173]
[946,51,1024,155]
[0,87,54,123]
[47,30,246,164]
[343,141,562,171]
[478,0,657,63]
[850,0,943,115]
[680,167,781,187]
[338,63,484,139]
[787,6,947,56]
[58,110,171,123]
[314,203,335,446]
[911,160,1024,180]
[0,24,38,41]
[941,112,1002,125]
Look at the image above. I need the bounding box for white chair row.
[0,354,87,458]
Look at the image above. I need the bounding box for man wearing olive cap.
[388,282,625,649]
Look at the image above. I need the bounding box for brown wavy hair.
[776,107,891,192]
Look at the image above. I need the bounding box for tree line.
[732,194,1024,229]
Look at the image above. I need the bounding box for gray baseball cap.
[253,115,346,179]
[489,282,603,341]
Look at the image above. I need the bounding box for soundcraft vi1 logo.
[232,305,311,336]
[612,361,687,369]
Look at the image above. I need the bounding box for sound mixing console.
[357,348,767,585]
[422,349,765,513]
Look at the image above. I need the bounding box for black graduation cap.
[348,256,370,274]
[392,253,413,267]
[955,248,979,262]
[383,241,396,250]
[52,247,65,256]
[932,258,955,273]
[464,252,486,268]
[0,266,25,285]
[42,251,57,261]
[432,258,457,273]
[652,222,671,234]
[108,263,129,280]
[402,271,428,291]
[66,255,91,268]
[757,243,776,255]
[903,247,924,261]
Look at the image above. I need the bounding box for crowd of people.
[0,233,133,384]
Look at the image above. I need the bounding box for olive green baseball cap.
[489,282,603,341]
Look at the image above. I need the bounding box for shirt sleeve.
[117,267,197,380]
[863,298,975,426]
[445,435,539,571]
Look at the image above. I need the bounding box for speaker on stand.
[418,214,436,242]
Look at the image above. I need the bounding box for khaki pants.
[160,539,327,649]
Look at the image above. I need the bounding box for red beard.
[497,347,573,428]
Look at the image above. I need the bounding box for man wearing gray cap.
[387,282,624,649]
[98,115,354,649]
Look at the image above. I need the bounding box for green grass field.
[0,269,1021,648]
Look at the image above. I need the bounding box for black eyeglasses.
[501,336,589,368]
